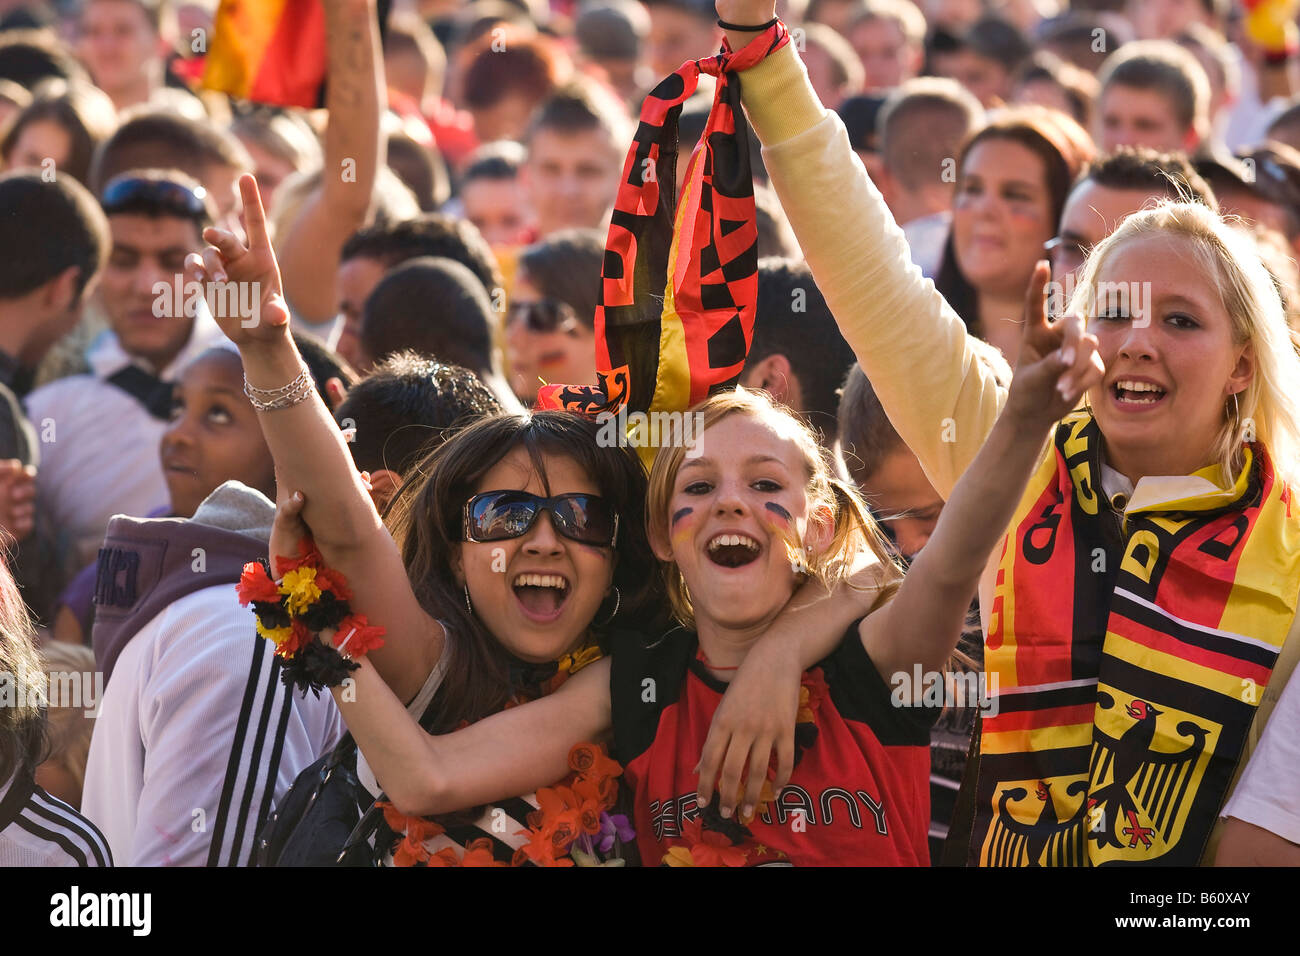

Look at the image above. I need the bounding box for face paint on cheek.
[670,505,699,546]
[763,502,808,574]
[764,503,792,525]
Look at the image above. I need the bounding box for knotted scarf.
[972,412,1300,865]
[534,22,790,465]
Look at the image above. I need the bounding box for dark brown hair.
[384,411,666,734]
[935,107,1094,332]
[516,228,604,329]
[0,82,117,185]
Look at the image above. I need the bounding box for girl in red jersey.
[307,291,1103,865]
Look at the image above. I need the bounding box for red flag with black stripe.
[535,22,790,443]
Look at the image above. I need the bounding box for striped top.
[82,583,342,866]
[0,768,112,867]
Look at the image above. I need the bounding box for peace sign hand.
[183,174,291,347]
[1007,261,1105,428]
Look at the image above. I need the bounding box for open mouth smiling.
[705,533,762,569]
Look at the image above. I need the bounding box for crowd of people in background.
[0,0,1298,868]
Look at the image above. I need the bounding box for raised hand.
[1007,261,1105,427]
[184,174,290,348]
[0,459,36,542]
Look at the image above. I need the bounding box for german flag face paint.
[763,502,809,575]
[670,505,699,548]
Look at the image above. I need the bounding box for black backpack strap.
[105,366,175,420]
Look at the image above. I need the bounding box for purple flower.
[596,812,635,853]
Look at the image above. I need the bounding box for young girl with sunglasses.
[191,177,886,864]
[272,290,1102,865]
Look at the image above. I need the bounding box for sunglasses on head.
[101,176,211,222]
[507,298,583,334]
[463,491,619,548]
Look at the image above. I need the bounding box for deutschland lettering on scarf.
[972,412,1300,865]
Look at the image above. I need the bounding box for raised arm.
[276,0,385,325]
[715,3,1002,498]
[863,306,1104,680]
[336,656,613,817]
[187,175,441,703]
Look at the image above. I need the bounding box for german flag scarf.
[534,22,790,460]
[972,412,1300,865]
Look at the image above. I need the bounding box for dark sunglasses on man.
[101,175,213,225]
[463,491,619,548]
[506,298,584,335]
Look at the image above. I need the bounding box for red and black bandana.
[535,22,790,443]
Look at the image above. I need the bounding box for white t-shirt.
[24,311,229,568]
[82,584,344,866]
[1220,663,1300,844]
[0,769,112,867]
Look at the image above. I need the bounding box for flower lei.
[236,537,385,696]
[514,743,633,867]
[378,743,634,867]
[662,668,829,867]
[377,645,633,867]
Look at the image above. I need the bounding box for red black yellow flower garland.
[236,537,385,696]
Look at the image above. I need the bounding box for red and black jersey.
[611,624,938,866]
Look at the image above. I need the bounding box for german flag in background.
[201,0,329,109]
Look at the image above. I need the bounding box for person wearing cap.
[24,169,229,574]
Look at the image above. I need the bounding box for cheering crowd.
[1,0,1299,868]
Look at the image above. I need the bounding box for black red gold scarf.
[972,413,1300,865]
[534,23,790,457]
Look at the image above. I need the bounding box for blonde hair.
[646,389,902,628]
[1068,200,1300,483]
[0,556,45,781]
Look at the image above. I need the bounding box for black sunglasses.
[507,298,582,334]
[463,491,619,547]
[101,176,211,222]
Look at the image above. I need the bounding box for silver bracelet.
[244,366,314,411]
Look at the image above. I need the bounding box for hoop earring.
[464,584,473,616]
[597,586,621,626]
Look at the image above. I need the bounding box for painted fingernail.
[720,806,732,819]
[1060,347,1074,365]
[742,804,754,821]
[1057,381,1072,399]
[214,271,227,283]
